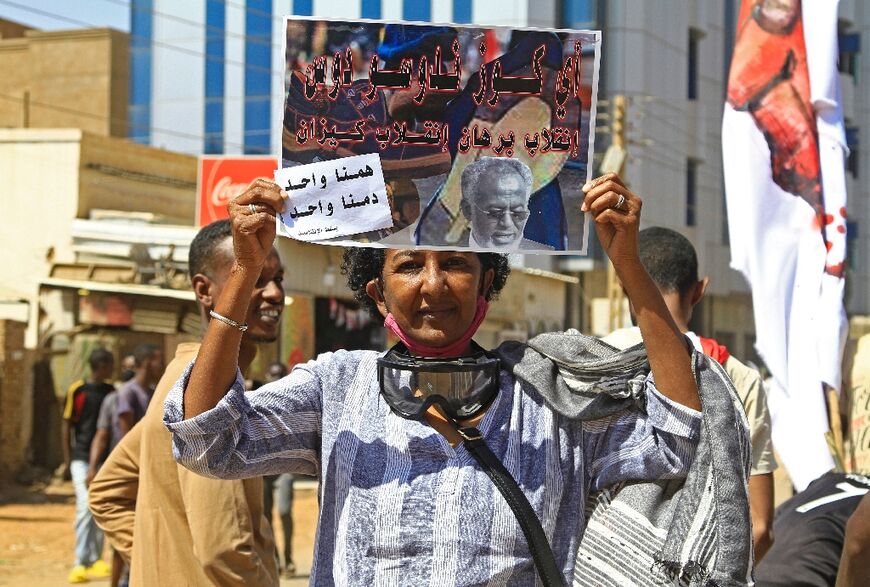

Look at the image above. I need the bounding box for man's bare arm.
[183,180,286,419]
[61,420,72,477]
[749,473,774,562]
[836,492,870,587]
[582,173,700,411]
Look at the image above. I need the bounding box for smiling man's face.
[206,238,285,343]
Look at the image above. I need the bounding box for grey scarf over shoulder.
[495,330,754,586]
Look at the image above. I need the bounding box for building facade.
[0,21,129,137]
[839,0,869,324]
[126,0,592,154]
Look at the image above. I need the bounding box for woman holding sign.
[163,174,743,585]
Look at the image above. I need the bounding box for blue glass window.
[452,0,471,24]
[361,0,381,19]
[244,0,273,154]
[205,0,226,154]
[293,0,312,15]
[403,0,430,22]
[562,0,596,29]
[129,0,153,144]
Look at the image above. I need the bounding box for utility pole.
[22,90,30,128]
[604,95,628,332]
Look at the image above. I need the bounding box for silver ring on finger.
[249,203,258,214]
[612,194,626,211]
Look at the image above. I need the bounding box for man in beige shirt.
[89,219,285,585]
[603,226,777,561]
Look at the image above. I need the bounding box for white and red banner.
[197,156,278,227]
[723,0,848,490]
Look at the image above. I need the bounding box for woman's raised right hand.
[227,179,288,270]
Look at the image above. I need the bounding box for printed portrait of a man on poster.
[279,17,600,254]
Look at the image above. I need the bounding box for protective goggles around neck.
[377,342,500,421]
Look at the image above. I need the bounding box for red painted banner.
[197,156,278,226]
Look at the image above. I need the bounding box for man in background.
[755,472,869,586]
[62,348,115,583]
[603,226,777,560]
[118,354,136,383]
[114,344,163,438]
[90,218,281,586]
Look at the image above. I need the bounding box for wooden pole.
[22,90,30,128]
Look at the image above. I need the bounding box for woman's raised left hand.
[581,173,642,272]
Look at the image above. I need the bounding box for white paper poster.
[275,153,393,241]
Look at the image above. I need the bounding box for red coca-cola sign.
[197,156,279,226]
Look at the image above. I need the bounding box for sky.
[0,0,130,32]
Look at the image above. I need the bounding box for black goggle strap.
[447,419,565,587]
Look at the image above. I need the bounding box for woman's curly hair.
[341,248,511,317]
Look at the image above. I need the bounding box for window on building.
[847,221,858,271]
[688,28,704,100]
[562,0,598,29]
[838,29,861,79]
[723,0,737,87]
[128,0,153,144]
[243,0,272,155]
[452,0,471,24]
[686,158,698,226]
[846,123,859,178]
[361,0,381,19]
[403,0,430,21]
[204,0,225,154]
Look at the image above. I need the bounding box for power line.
[0,0,279,77]
[99,0,283,51]
[0,91,278,150]
[213,0,285,23]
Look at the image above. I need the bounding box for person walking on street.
[62,348,115,583]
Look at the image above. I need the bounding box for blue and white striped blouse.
[164,349,701,586]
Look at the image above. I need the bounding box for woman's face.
[367,250,495,349]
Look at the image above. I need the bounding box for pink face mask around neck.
[383,296,490,358]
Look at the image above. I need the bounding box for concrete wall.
[0,320,32,476]
[78,132,197,223]
[0,27,129,137]
[0,130,83,303]
[0,128,197,308]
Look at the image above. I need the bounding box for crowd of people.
[57,174,868,586]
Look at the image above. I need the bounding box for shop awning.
[39,277,197,301]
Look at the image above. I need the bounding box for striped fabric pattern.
[497,332,754,586]
[164,349,701,586]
